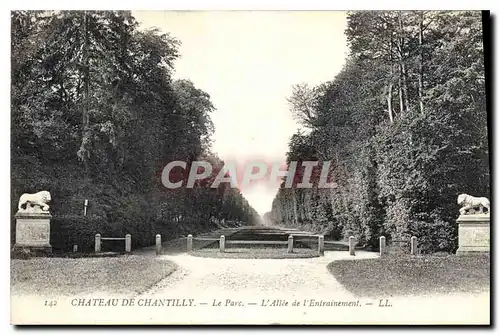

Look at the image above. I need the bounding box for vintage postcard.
[10,9,491,325]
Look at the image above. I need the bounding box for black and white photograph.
[9,9,491,325]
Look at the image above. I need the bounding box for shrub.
[50,215,107,253]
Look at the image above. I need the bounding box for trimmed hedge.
[50,215,108,253]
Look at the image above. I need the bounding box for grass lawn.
[11,255,177,296]
[190,247,319,259]
[327,254,490,297]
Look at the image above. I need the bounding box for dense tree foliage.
[11,10,260,251]
[269,11,489,253]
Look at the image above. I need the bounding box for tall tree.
[270,10,488,253]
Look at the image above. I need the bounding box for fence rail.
[193,237,220,241]
[390,239,410,243]
[225,240,288,245]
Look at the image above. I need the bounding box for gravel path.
[11,249,489,325]
[131,250,489,325]
[140,250,378,297]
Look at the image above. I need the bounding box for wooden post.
[411,236,417,255]
[379,236,386,256]
[125,234,131,253]
[73,245,78,253]
[220,235,225,252]
[95,234,101,253]
[349,236,355,256]
[287,235,293,253]
[155,234,162,256]
[187,234,193,252]
[318,235,324,256]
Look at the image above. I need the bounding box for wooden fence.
[91,233,417,257]
[185,234,329,256]
[183,234,418,257]
[95,233,131,253]
[379,236,418,256]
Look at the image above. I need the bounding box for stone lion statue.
[457,193,490,215]
[18,191,51,212]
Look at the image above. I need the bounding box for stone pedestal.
[14,211,52,252]
[456,214,490,255]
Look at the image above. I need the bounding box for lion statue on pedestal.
[457,193,490,215]
[18,191,51,212]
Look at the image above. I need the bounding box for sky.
[132,11,349,215]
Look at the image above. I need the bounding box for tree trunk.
[398,12,409,114]
[418,11,425,114]
[292,188,298,226]
[78,11,91,176]
[398,62,404,114]
[402,62,410,113]
[386,81,394,123]
[387,37,395,123]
